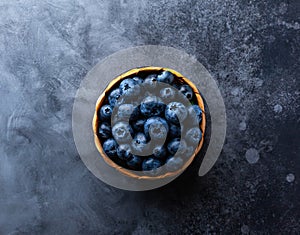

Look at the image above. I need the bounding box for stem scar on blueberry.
[170,104,177,110]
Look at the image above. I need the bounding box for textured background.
[0,0,299,234]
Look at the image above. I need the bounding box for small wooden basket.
[92,67,206,180]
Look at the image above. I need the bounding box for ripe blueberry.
[117,103,134,120]
[117,144,132,161]
[157,71,174,84]
[108,88,121,107]
[119,78,140,96]
[167,138,187,155]
[152,145,167,160]
[160,87,176,102]
[184,145,196,159]
[112,121,133,144]
[168,123,181,139]
[131,119,146,132]
[129,105,141,121]
[185,127,202,145]
[140,95,165,117]
[132,76,143,84]
[103,138,118,158]
[127,155,143,170]
[144,74,158,89]
[98,122,111,139]
[179,84,193,100]
[188,105,202,125]
[166,156,183,172]
[144,117,169,140]
[99,104,112,121]
[165,102,188,124]
[142,158,162,171]
[131,132,149,155]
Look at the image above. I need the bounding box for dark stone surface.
[0,0,299,234]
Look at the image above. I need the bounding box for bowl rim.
[92,66,206,180]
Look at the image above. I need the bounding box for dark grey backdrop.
[0,0,299,234]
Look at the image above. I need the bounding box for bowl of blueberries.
[92,67,206,179]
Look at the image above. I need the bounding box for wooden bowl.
[92,67,206,180]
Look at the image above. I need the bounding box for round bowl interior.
[92,66,206,180]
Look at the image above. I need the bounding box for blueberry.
[99,104,112,121]
[160,87,176,102]
[132,76,143,84]
[184,145,196,159]
[188,105,202,125]
[132,119,146,132]
[166,156,183,172]
[157,71,174,84]
[113,104,138,124]
[140,96,165,117]
[153,145,167,160]
[185,127,202,145]
[103,138,118,158]
[117,103,134,120]
[167,138,187,155]
[144,117,169,140]
[115,97,126,108]
[142,158,162,171]
[98,122,111,139]
[112,121,133,144]
[119,78,140,96]
[179,84,193,100]
[131,132,149,155]
[165,102,188,124]
[135,132,148,143]
[127,155,143,170]
[117,144,132,161]
[108,88,121,107]
[144,74,158,89]
[129,105,141,121]
[172,83,181,91]
[168,124,181,138]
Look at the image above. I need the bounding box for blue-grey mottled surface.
[0,0,299,234]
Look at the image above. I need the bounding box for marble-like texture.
[0,0,299,234]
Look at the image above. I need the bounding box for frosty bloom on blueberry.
[131,132,149,155]
[157,70,174,84]
[188,105,202,125]
[108,88,121,108]
[140,95,165,117]
[132,76,143,84]
[127,155,143,170]
[117,103,134,120]
[168,123,181,139]
[94,67,205,177]
[119,78,140,96]
[167,138,187,156]
[179,84,193,100]
[160,87,176,102]
[166,156,184,172]
[112,121,133,144]
[142,158,162,172]
[117,144,132,161]
[185,127,202,145]
[131,118,146,133]
[144,74,158,89]
[165,102,188,125]
[144,117,169,141]
[102,138,118,158]
[152,145,167,160]
[98,122,112,139]
[99,104,112,121]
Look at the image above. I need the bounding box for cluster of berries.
[97,69,203,175]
